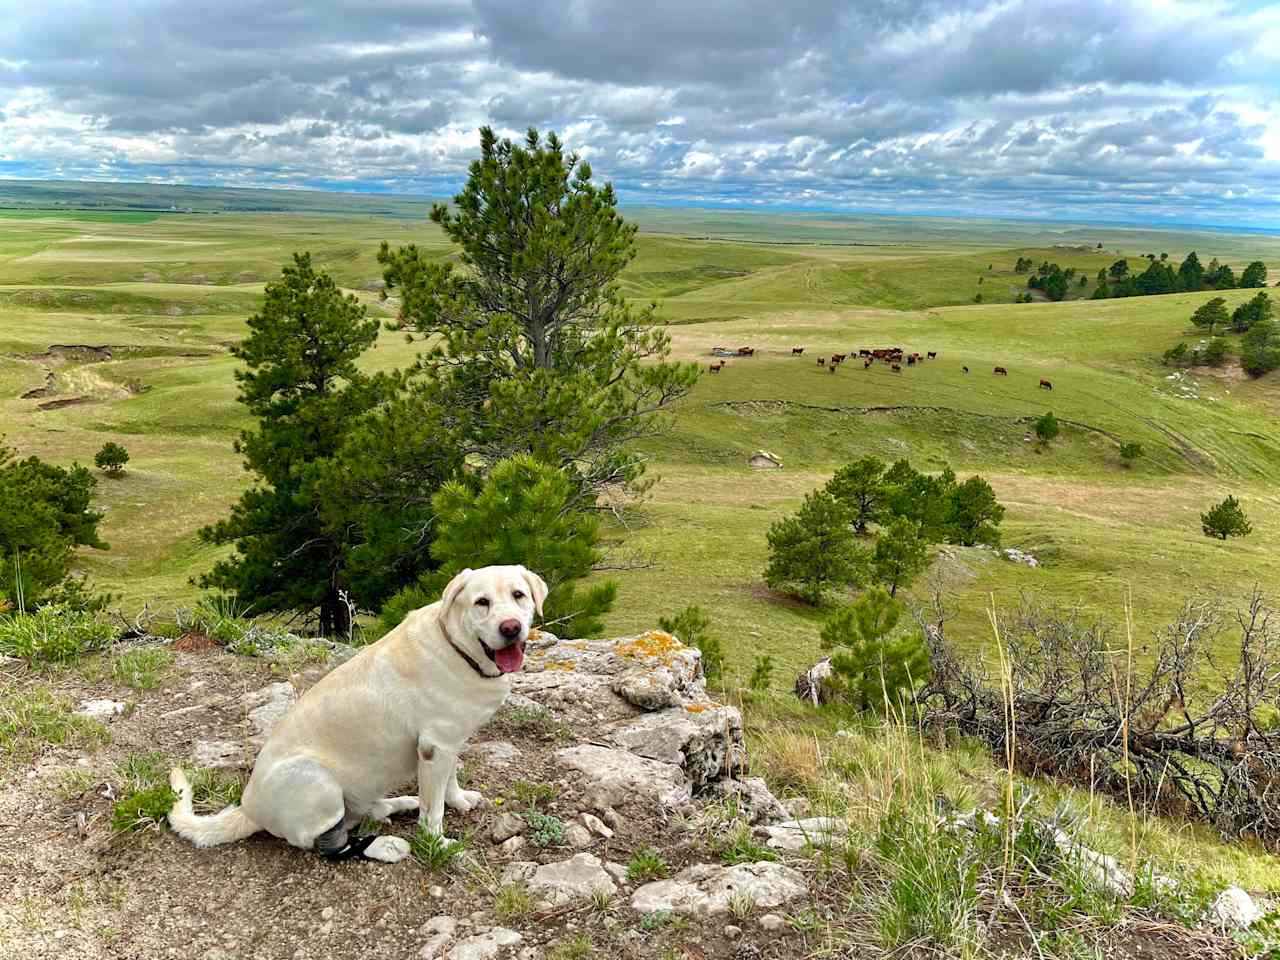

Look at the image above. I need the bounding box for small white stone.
[758,913,786,931]
[579,812,614,838]
[723,925,742,939]
[418,915,458,959]
[1213,886,1262,930]
[429,885,446,898]
[498,836,527,857]
[364,836,411,863]
[321,907,334,921]
[77,698,125,719]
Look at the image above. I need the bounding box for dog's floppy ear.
[520,566,549,618]
[439,568,474,615]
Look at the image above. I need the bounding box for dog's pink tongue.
[495,643,524,673]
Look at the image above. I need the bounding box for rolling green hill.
[0,206,1276,684]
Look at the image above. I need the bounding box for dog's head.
[437,565,547,676]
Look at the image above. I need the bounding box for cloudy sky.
[2,0,1280,225]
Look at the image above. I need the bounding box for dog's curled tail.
[167,767,260,847]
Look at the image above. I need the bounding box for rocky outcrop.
[553,744,691,809]
[630,862,808,917]
[516,630,779,820]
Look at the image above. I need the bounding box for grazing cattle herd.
[707,345,1055,394]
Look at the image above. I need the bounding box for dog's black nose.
[499,619,521,640]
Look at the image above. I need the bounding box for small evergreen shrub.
[94,442,130,475]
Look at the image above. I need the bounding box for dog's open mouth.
[480,637,525,674]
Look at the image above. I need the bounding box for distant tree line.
[1014,252,1270,304]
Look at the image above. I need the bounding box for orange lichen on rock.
[683,701,723,714]
[545,660,577,671]
[612,630,686,665]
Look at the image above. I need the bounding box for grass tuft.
[409,824,468,873]
[0,606,115,663]
[110,647,173,690]
[0,686,110,764]
[111,785,177,834]
[627,845,669,883]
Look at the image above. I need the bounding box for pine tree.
[377,456,615,637]
[819,588,931,713]
[1201,495,1252,540]
[94,442,130,475]
[948,475,1005,546]
[870,517,930,597]
[199,253,391,635]
[378,127,698,502]
[764,490,867,605]
[825,455,887,534]
[1035,411,1060,445]
[1231,292,1273,333]
[1241,319,1280,377]
[1190,297,1228,334]
[0,440,107,607]
[1240,261,1268,289]
[882,460,956,542]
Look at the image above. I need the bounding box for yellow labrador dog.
[168,565,546,862]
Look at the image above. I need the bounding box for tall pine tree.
[199,253,393,635]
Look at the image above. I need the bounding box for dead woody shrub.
[916,589,1280,847]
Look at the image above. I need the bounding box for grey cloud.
[0,0,1276,224]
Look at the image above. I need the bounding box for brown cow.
[709,362,723,373]
[832,353,846,363]
[994,366,1008,376]
[1040,379,1053,390]
[737,347,755,357]
[907,355,916,366]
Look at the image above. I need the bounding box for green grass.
[626,846,670,883]
[0,608,116,663]
[409,824,469,872]
[1,207,1279,889]
[0,210,161,223]
[110,648,174,690]
[0,686,111,764]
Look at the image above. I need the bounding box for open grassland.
[0,210,1278,683]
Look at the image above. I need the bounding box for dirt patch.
[25,345,120,365]
[1189,360,1248,384]
[36,396,96,411]
[173,632,219,653]
[20,372,56,399]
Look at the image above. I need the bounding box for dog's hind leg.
[241,756,347,852]
[369,796,419,823]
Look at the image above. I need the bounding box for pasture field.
[0,207,1278,691]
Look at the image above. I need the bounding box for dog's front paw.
[446,789,483,813]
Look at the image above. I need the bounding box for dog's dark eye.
[513,590,525,600]
[474,597,490,607]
